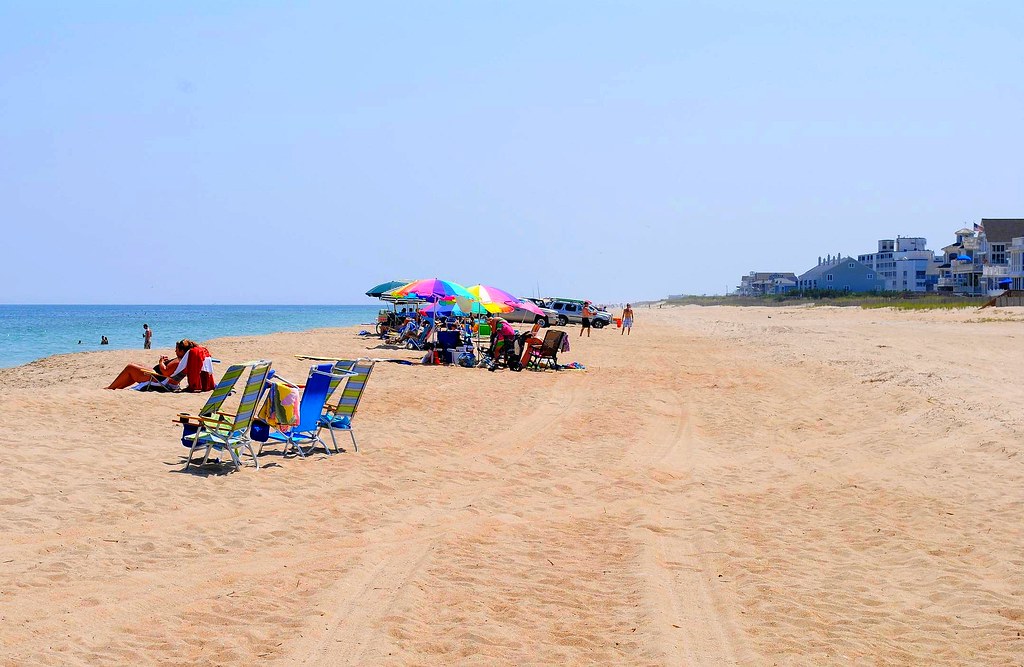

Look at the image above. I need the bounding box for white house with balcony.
[979,219,1024,294]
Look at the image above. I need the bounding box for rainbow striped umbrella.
[389,278,475,303]
[467,284,519,314]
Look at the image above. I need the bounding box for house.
[857,237,941,292]
[738,272,798,296]
[797,255,885,292]
[937,220,1024,295]
[979,219,1024,293]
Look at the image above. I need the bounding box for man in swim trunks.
[580,301,593,337]
[621,303,634,336]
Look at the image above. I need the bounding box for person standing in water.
[621,304,634,336]
[143,323,152,349]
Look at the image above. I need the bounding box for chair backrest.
[538,330,565,356]
[437,330,461,349]
[229,361,273,435]
[328,359,375,421]
[326,359,357,398]
[198,363,247,416]
[291,363,336,431]
[417,326,434,343]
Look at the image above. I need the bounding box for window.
[848,263,855,268]
[991,244,1007,264]
[867,273,873,279]
[826,274,833,282]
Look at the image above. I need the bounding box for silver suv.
[544,299,612,328]
[502,299,558,327]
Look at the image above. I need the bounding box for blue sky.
[1,1,1021,304]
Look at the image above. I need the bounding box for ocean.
[0,304,382,369]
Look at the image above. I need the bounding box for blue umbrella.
[956,254,972,261]
[998,278,1012,285]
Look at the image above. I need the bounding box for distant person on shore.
[580,301,593,338]
[621,304,634,336]
[143,323,152,349]
[100,336,109,345]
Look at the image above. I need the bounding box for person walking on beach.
[143,323,152,349]
[621,304,634,336]
[580,301,593,337]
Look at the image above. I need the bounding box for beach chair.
[406,325,435,350]
[175,362,248,428]
[529,330,567,370]
[181,361,273,471]
[257,363,353,458]
[318,359,375,452]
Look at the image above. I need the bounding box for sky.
[1,1,1022,304]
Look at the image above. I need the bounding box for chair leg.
[349,430,358,452]
[244,443,259,470]
[327,428,341,454]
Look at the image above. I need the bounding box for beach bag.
[458,351,476,367]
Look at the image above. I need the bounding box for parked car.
[502,299,558,327]
[545,298,613,328]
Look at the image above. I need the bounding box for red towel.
[184,346,216,392]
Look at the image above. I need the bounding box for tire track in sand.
[295,376,587,665]
[638,385,756,665]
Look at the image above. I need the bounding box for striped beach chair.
[175,362,248,430]
[182,360,273,471]
[317,359,375,453]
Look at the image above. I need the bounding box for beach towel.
[177,346,216,392]
[560,335,571,353]
[257,378,301,433]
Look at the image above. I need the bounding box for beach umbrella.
[366,280,412,298]
[390,278,475,303]
[514,299,546,317]
[956,255,973,261]
[419,302,474,317]
[467,285,519,314]
[998,278,1012,285]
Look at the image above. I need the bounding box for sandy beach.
[1,305,1022,666]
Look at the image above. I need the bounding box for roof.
[981,219,1024,243]
[798,257,876,281]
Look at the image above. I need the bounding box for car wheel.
[557,315,568,326]
[535,316,548,327]
[592,320,606,329]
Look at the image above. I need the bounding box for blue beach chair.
[257,363,353,458]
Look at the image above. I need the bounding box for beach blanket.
[257,378,301,433]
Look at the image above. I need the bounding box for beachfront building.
[737,272,798,296]
[796,255,885,292]
[857,237,941,292]
[937,227,983,295]
[936,220,1024,295]
[979,219,1024,294]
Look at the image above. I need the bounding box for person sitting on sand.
[396,317,418,344]
[106,341,188,390]
[106,339,215,391]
